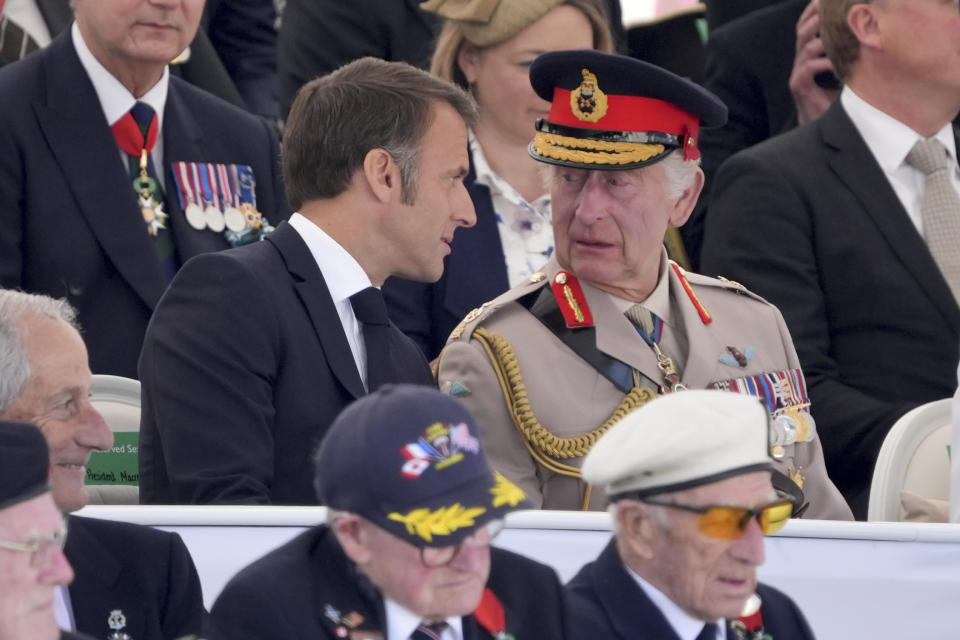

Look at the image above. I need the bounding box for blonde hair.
[431,0,615,89]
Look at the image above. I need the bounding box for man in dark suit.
[0,290,207,639]
[210,385,570,640]
[139,57,477,505]
[683,0,839,267]
[0,0,286,378]
[568,391,816,639]
[701,0,960,518]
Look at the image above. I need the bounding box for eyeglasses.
[640,498,795,540]
[0,517,68,567]
[419,519,504,568]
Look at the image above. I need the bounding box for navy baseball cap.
[529,49,728,170]
[0,421,51,510]
[314,385,530,547]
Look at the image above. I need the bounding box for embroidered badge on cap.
[490,471,525,508]
[400,421,480,478]
[388,503,487,542]
[570,68,608,123]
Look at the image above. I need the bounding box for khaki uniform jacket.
[437,255,852,520]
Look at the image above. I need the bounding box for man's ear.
[362,148,400,204]
[847,3,882,51]
[668,167,704,228]
[332,514,373,565]
[616,502,658,560]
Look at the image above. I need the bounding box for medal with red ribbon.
[111,105,168,237]
[473,588,515,640]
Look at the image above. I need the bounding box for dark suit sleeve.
[160,531,209,637]
[204,0,279,119]
[139,252,281,504]
[210,575,299,640]
[0,100,24,286]
[701,150,916,508]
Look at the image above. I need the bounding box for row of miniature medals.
[138,160,274,248]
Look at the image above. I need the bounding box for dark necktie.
[349,287,395,392]
[410,621,448,640]
[696,622,719,640]
[111,101,179,281]
[0,16,40,64]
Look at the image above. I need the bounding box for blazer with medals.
[701,99,960,518]
[0,28,286,378]
[138,221,433,505]
[567,539,816,640]
[436,254,852,520]
[65,515,206,640]
[209,525,570,640]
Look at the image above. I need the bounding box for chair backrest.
[867,399,952,521]
[85,375,142,503]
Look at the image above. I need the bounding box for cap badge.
[400,421,480,478]
[570,68,608,123]
[388,503,487,542]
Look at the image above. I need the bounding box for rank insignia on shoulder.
[670,262,712,324]
[719,346,754,367]
[551,271,594,328]
[529,271,546,283]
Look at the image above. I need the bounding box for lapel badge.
[107,609,132,640]
[551,271,594,328]
[570,68,608,123]
[719,346,754,368]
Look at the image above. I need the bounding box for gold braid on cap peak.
[471,326,656,510]
[533,131,666,166]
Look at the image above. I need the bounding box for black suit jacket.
[138,221,433,505]
[567,539,815,640]
[65,515,206,640]
[701,100,960,518]
[384,153,510,360]
[0,29,286,377]
[209,525,569,640]
[683,0,807,268]
[277,0,439,117]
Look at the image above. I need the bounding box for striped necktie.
[410,621,448,640]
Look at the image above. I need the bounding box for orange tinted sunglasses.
[641,498,795,540]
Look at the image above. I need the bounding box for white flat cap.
[582,390,773,499]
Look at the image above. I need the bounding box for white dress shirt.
[287,213,374,388]
[626,564,725,640]
[72,22,170,190]
[385,597,464,640]
[841,86,960,238]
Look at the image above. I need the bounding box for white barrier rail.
[77,506,960,640]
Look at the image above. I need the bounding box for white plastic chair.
[86,375,142,504]
[867,399,951,521]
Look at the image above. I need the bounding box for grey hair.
[659,150,701,202]
[0,290,78,415]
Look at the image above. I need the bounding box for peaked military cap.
[529,49,728,169]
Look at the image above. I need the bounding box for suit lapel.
[35,33,167,309]
[444,165,509,320]
[821,101,960,328]
[590,539,682,640]
[63,516,122,632]
[267,223,366,399]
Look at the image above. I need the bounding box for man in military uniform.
[210,385,570,639]
[437,50,852,520]
[568,391,817,639]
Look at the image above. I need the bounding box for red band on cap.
[549,88,700,149]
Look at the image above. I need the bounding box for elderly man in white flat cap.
[566,390,817,640]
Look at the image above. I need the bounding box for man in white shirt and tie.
[701,0,960,519]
